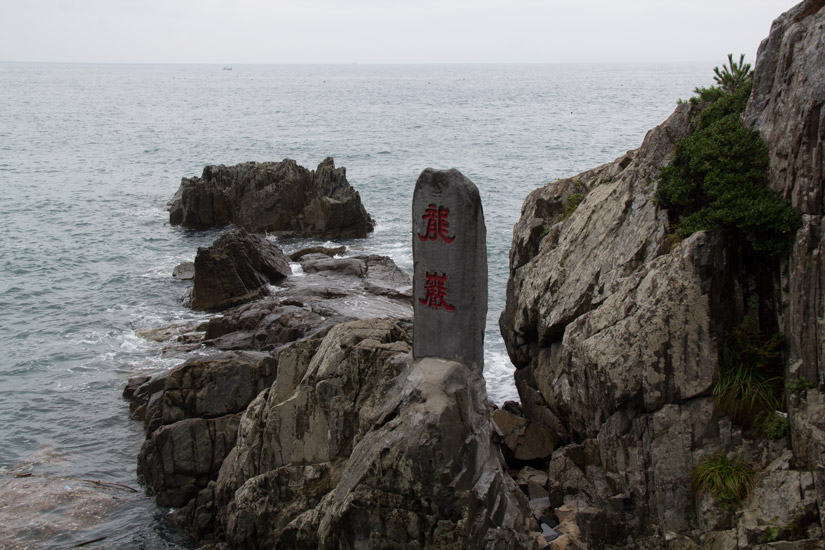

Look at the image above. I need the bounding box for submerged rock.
[190,229,291,311]
[0,448,143,549]
[168,157,375,239]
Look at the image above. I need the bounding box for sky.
[0,0,802,64]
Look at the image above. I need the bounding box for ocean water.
[0,62,711,547]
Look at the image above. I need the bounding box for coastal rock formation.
[743,0,825,476]
[136,351,278,508]
[132,250,413,512]
[213,320,534,549]
[137,176,545,546]
[132,318,536,548]
[190,229,291,311]
[499,1,825,547]
[199,252,413,352]
[168,157,375,239]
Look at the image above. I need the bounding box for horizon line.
[0,59,721,67]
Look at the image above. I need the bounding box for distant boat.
[222,66,232,71]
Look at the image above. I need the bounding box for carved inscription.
[412,168,487,371]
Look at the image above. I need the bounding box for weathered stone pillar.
[412,168,487,372]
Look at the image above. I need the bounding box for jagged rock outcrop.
[135,351,278,508]
[190,228,291,311]
[131,252,414,519]
[132,318,537,548]
[134,247,542,546]
[168,157,375,239]
[212,319,535,549]
[499,2,825,547]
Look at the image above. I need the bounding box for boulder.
[168,157,375,239]
[492,408,556,466]
[190,228,291,311]
[289,245,347,261]
[172,261,195,280]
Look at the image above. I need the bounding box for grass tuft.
[692,451,755,510]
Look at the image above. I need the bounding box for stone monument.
[412,168,487,371]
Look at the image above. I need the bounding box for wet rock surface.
[168,157,375,239]
[198,252,414,353]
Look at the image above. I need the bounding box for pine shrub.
[657,57,801,258]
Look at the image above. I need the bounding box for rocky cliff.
[500,1,825,548]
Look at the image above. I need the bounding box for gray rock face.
[190,229,291,311]
[499,3,825,546]
[135,351,278,508]
[412,168,487,372]
[168,157,375,239]
[214,320,535,549]
[743,0,825,218]
[500,103,693,371]
[743,4,825,536]
[744,1,825,469]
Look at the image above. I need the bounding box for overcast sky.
[0,0,800,64]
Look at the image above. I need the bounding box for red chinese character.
[419,272,455,311]
[418,204,455,244]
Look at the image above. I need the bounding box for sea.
[0,62,712,548]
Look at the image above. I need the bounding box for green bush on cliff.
[657,56,801,258]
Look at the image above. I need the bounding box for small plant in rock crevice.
[692,451,755,510]
[787,376,814,394]
[561,181,587,221]
[562,192,585,220]
[759,412,789,440]
[713,316,786,438]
